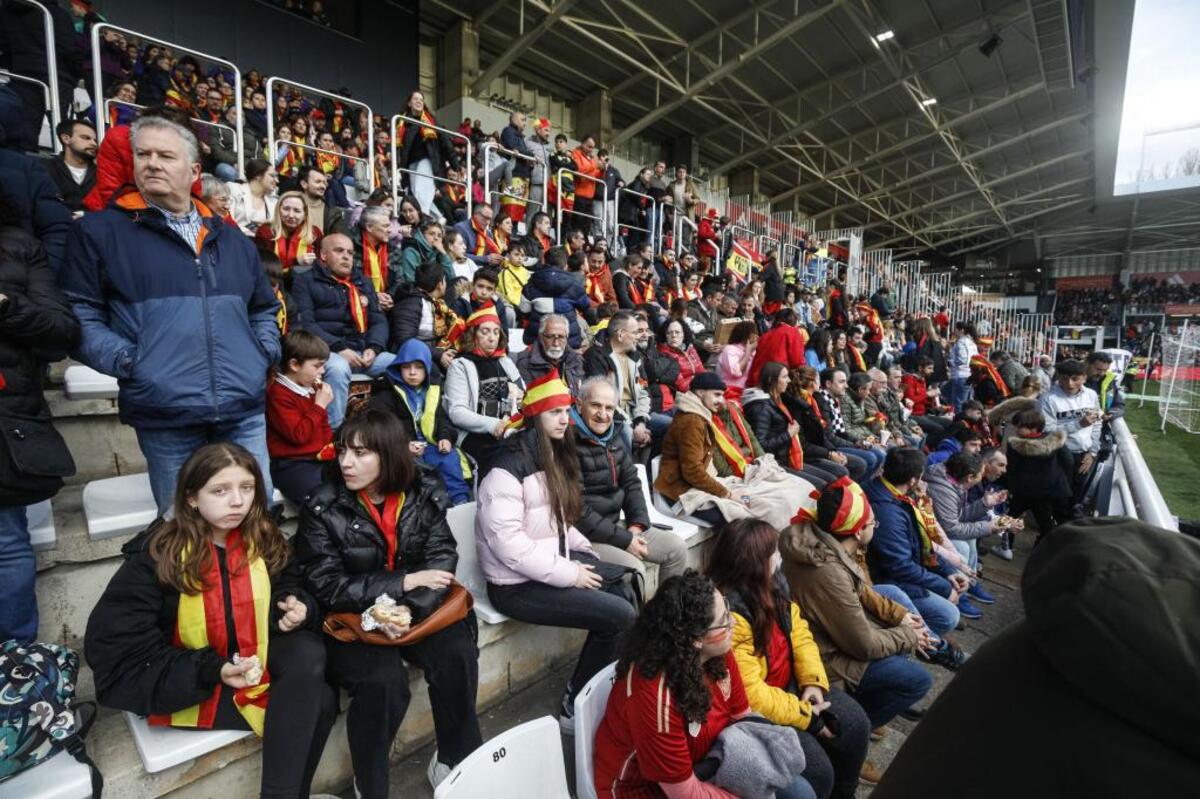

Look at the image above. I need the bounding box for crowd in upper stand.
[2,3,1187,798]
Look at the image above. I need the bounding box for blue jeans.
[0,505,37,642]
[648,410,674,451]
[421,445,471,505]
[839,445,883,477]
[948,377,972,413]
[324,350,397,429]
[213,162,238,182]
[873,582,959,637]
[952,538,979,571]
[776,775,818,799]
[850,654,933,729]
[136,414,274,516]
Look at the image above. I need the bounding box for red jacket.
[657,344,706,393]
[266,380,333,459]
[901,374,933,416]
[83,125,205,212]
[748,324,810,387]
[697,217,719,258]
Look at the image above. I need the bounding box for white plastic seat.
[82,473,156,540]
[83,474,285,541]
[63,364,118,401]
[573,662,618,799]
[27,499,56,552]
[633,464,701,543]
[1,749,94,799]
[122,712,251,774]
[648,456,713,529]
[446,502,508,624]
[507,328,527,354]
[434,716,570,799]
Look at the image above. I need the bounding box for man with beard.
[514,313,584,395]
[46,119,97,213]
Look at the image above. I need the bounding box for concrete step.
[46,386,145,486]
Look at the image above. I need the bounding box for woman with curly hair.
[707,519,872,798]
[592,570,817,799]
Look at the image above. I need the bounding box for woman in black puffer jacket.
[0,190,79,643]
[294,410,481,798]
[741,362,840,490]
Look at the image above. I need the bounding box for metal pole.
[1139,331,1156,409]
[1160,320,1188,433]
[22,0,61,152]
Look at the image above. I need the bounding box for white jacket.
[444,354,524,440]
[1039,384,1101,454]
[949,336,977,380]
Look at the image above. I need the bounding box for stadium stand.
[1,1,1193,798]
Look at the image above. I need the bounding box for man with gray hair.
[572,378,688,584]
[61,115,282,512]
[513,313,584,395]
[583,309,652,451]
[352,203,401,311]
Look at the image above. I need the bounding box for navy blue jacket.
[864,478,954,600]
[520,266,590,348]
[60,192,280,429]
[0,86,71,275]
[293,263,388,355]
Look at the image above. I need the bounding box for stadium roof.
[421,0,1200,263]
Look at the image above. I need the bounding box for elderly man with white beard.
[513,313,585,396]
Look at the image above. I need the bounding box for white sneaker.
[993,544,1013,561]
[427,751,452,789]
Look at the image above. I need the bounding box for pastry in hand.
[238,654,264,686]
[369,603,413,628]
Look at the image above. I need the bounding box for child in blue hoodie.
[368,339,472,504]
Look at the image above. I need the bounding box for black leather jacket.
[294,464,458,620]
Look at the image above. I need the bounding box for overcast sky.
[1113,0,1200,193]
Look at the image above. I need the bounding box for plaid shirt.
[148,199,203,253]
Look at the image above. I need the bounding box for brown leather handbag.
[322,581,474,646]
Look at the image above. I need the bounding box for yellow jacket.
[731,603,830,730]
[497,261,530,308]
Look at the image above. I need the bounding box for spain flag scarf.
[361,233,388,294]
[847,343,867,373]
[970,355,1011,400]
[396,109,439,142]
[585,265,612,304]
[472,217,501,256]
[149,531,271,735]
[710,408,752,478]
[773,396,805,471]
[881,478,938,568]
[274,227,312,272]
[334,274,369,333]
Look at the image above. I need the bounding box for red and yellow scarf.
[847,343,867,373]
[315,151,340,176]
[585,265,613,305]
[773,396,805,471]
[272,283,288,335]
[361,233,388,294]
[629,277,654,305]
[881,478,939,568]
[855,303,883,342]
[970,355,1010,400]
[149,531,271,735]
[334,274,369,333]
[397,109,438,142]
[471,217,501,256]
[710,412,750,478]
[272,226,313,272]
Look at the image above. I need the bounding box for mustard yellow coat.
[730,603,830,731]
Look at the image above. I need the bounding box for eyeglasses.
[706,608,733,633]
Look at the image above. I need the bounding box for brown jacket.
[780,521,917,688]
[655,391,730,502]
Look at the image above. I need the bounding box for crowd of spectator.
[0,5,1178,798]
[1054,278,1200,326]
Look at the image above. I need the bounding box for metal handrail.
[267,77,373,188]
[390,114,472,219]
[613,186,659,254]
[0,70,55,152]
[555,167,607,243]
[1112,417,1177,531]
[92,23,244,177]
[12,0,60,153]
[674,213,698,256]
[106,98,237,139]
[481,142,542,218]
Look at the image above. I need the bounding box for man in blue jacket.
[292,232,394,429]
[865,447,966,635]
[60,116,281,513]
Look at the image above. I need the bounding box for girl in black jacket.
[783,366,868,482]
[85,443,336,799]
[1005,409,1077,541]
[294,410,482,798]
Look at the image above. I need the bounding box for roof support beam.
[709,2,1030,176]
[936,197,1093,253]
[609,0,845,147]
[471,0,582,97]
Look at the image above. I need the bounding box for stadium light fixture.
[871,30,894,48]
[920,97,938,107]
